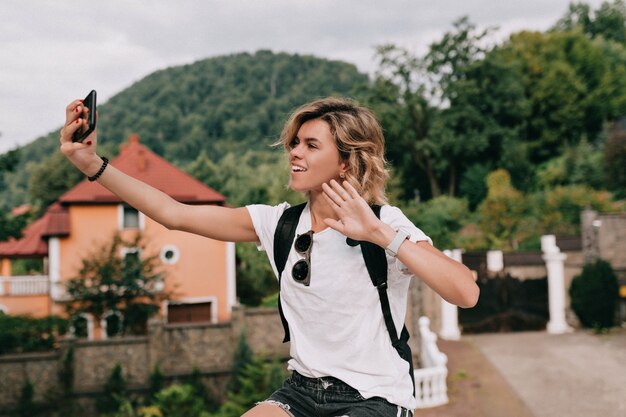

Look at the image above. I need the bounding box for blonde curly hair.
[278,97,389,205]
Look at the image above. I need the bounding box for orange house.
[0,135,236,338]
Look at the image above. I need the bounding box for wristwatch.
[385,229,410,257]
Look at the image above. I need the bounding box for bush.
[96,363,129,415]
[151,384,209,417]
[569,259,619,329]
[0,314,68,355]
[147,364,164,404]
[15,378,38,417]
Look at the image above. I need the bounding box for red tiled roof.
[0,203,69,257]
[59,134,226,204]
[41,202,70,237]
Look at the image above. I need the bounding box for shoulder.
[380,204,433,246]
[245,202,292,230]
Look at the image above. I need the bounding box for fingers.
[60,99,96,149]
[65,99,83,123]
[323,217,344,234]
[322,189,341,211]
[59,116,84,145]
[322,181,345,208]
[342,181,361,199]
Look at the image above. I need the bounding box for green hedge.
[569,259,619,329]
[0,314,68,355]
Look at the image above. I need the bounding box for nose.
[290,142,304,159]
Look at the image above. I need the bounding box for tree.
[367,43,442,200]
[535,140,604,190]
[96,363,129,415]
[151,384,209,417]
[228,332,254,394]
[51,344,77,417]
[0,148,20,195]
[401,196,470,250]
[369,17,503,199]
[478,169,529,250]
[63,233,167,335]
[604,126,626,197]
[534,185,621,236]
[15,378,38,417]
[27,151,84,214]
[215,356,286,417]
[188,367,219,412]
[147,364,165,404]
[0,208,30,240]
[553,1,626,44]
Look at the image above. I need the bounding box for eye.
[289,137,300,149]
[308,142,317,149]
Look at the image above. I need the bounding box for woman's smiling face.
[288,118,346,194]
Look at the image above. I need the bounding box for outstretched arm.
[322,179,479,308]
[59,98,258,243]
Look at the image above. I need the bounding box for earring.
[340,173,345,180]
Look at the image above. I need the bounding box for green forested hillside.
[0,50,368,210]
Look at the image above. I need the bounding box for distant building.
[0,135,236,338]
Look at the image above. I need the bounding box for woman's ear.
[339,161,347,179]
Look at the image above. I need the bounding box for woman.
[60,97,478,417]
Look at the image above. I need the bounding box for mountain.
[0,50,369,209]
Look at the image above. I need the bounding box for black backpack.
[273,202,415,394]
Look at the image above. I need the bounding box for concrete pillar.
[541,235,572,334]
[486,250,504,274]
[226,242,237,313]
[48,237,62,301]
[440,250,461,340]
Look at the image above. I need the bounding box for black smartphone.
[73,90,97,142]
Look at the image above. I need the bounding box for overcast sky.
[0,0,605,154]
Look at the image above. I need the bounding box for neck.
[309,191,338,232]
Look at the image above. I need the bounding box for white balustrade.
[0,275,49,295]
[414,316,449,408]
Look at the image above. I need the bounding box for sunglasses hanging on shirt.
[292,230,313,286]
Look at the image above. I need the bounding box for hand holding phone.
[72,90,97,142]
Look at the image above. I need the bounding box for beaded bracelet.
[88,157,109,182]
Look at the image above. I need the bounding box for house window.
[122,248,141,274]
[123,206,139,229]
[71,314,91,339]
[167,302,213,324]
[103,311,123,338]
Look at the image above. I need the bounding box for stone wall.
[0,305,288,412]
[0,351,59,406]
[0,297,423,413]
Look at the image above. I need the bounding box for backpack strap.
[273,203,307,343]
[360,205,415,395]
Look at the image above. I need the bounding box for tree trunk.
[448,164,457,196]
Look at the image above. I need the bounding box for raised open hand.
[321,180,383,242]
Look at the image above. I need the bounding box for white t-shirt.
[246,202,432,410]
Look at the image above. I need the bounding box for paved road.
[468,329,626,417]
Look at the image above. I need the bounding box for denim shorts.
[259,371,413,417]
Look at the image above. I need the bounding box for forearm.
[370,222,479,308]
[397,241,479,308]
[83,155,181,229]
